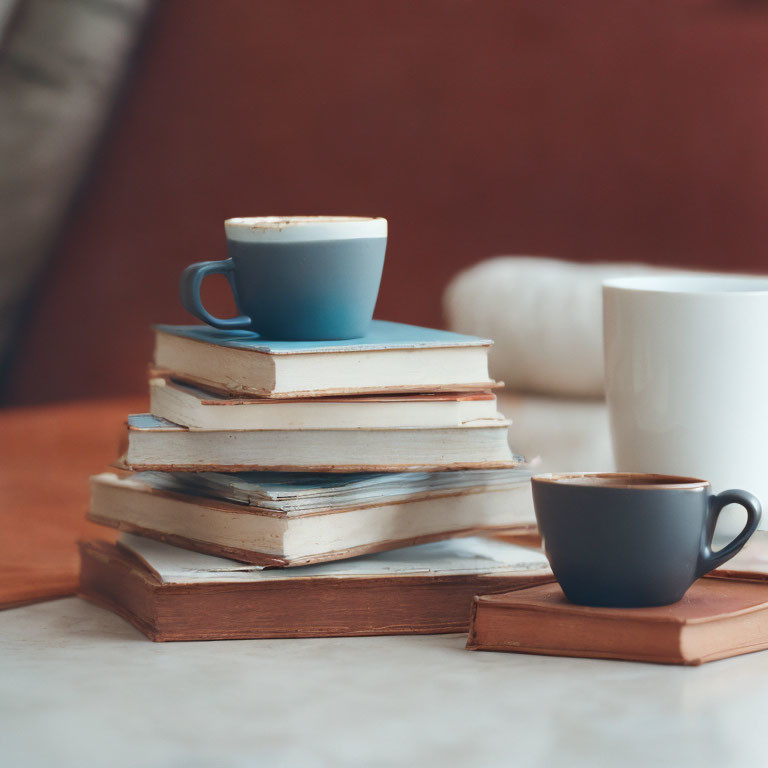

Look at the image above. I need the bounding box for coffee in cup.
[180,216,387,340]
[532,472,761,607]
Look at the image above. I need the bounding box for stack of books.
[80,320,552,640]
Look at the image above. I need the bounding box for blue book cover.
[154,320,492,355]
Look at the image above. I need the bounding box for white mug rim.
[603,273,768,296]
[225,216,387,244]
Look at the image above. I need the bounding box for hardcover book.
[118,414,517,472]
[466,578,768,665]
[153,321,499,399]
[149,377,501,430]
[709,531,768,582]
[89,470,536,566]
[79,534,554,641]
[135,466,529,510]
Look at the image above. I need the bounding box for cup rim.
[532,472,710,490]
[224,216,387,244]
[602,274,768,295]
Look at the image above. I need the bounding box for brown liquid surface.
[537,473,708,489]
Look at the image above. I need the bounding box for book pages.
[119,533,550,585]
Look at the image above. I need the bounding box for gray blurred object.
[0,0,17,32]
[444,256,666,398]
[0,0,152,373]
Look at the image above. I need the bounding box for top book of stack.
[152,321,499,398]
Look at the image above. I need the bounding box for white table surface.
[1,597,766,768]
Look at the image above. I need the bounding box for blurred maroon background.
[6,0,768,405]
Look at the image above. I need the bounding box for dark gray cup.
[180,216,387,340]
[532,472,761,607]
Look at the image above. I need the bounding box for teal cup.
[180,216,387,340]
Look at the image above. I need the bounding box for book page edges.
[163,372,502,399]
[87,516,539,569]
[150,376,498,405]
[154,331,497,398]
[91,472,531,518]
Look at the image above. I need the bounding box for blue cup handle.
[179,259,252,330]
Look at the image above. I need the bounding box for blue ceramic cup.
[180,216,387,340]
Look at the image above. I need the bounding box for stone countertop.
[1,597,763,768]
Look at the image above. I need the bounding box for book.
[133,466,530,511]
[88,470,537,566]
[707,531,768,583]
[466,579,768,665]
[79,533,554,641]
[491,530,768,581]
[153,321,498,399]
[118,414,518,472]
[149,377,501,430]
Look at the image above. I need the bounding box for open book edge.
[117,532,551,585]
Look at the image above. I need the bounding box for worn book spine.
[79,541,554,642]
[466,600,685,664]
[119,419,518,473]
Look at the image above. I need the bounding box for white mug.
[603,275,768,534]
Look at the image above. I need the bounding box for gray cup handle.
[697,489,762,576]
[179,259,252,330]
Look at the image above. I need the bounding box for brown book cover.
[79,535,553,642]
[490,531,768,583]
[467,578,768,665]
